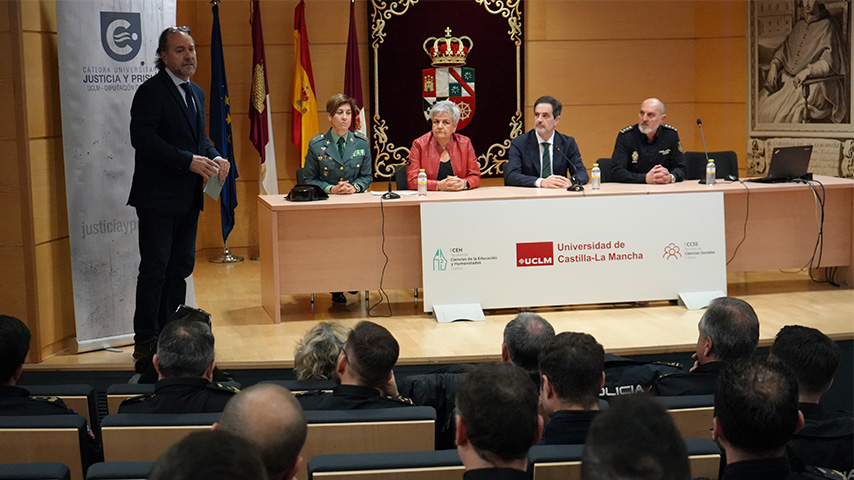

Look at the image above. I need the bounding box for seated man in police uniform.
[0,314,77,415]
[609,98,687,184]
[296,321,413,410]
[119,317,237,413]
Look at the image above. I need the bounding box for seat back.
[85,461,152,480]
[99,413,221,463]
[105,385,153,415]
[596,157,614,183]
[684,151,739,180]
[0,415,89,480]
[298,408,436,480]
[297,167,307,185]
[0,462,71,480]
[655,394,715,439]
[394,163,409,190]
[24,384,96,426]
[308,450,463,480]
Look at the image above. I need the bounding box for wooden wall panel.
[695,0,747,38]
[19,0,55,32]
[0,139,23,247]
[28,137,68,245]
[0,1,9,32]
[22,31,60,139]
[0,248,28,319]
[34,239,74,356]
[0,33,14,143]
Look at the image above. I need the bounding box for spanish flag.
[292,0,318,166]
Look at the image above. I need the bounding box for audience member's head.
[338,321,399,389]
[0,315,30,386]
[769,325,840,403]
[455,362,541,471]
[695,296,759,365]
[713,357,804,462]
[539,332,605,413]
[582,394,689,480]
[294,322,350,381]
[148,430,268,480]
[154,318,216,381]
[502,312,555,383]
[218,384,308,480]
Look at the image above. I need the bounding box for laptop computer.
[748,145,813,183]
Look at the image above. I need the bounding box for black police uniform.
[609,123,687,183]
[649,361,726,396]
[463,468,528,480]
[721,457,846,480]
[117,376,238,414]
[296,384,413,411]
[538,409,600,445]
[0,385,75,415]
[787,403,853,475]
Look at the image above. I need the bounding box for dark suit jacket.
[128,69,220,214]
[505,130,588,187]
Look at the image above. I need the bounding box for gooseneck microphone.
[555,146,584,192]
[697,118,711,165]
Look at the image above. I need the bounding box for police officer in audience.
[609,98,687,184]
[501,312,555,386]
[538,332,605,445]
[770,325,853,475]
[651,296,759,396]
[0,314,76,415]
[455,363,542,479]
[149,430,268,480]
[714,357,846,479]
[119,317,237,413]
[296,321,413,410]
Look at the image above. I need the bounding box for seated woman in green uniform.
[302,94,373,304]
[302,94,372,195]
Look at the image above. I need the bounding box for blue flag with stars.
[209,3,238,243]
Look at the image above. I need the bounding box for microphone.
[696,118,712,184]
[555,146,584,192]
[382,162,407,200]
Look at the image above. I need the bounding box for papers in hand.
[204,174,225,201]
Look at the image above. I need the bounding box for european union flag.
[210,3,238,243]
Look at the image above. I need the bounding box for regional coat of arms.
[422,28,475,130]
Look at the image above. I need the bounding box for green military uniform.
[303,129,373,193]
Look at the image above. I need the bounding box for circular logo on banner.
[100,12,142,62]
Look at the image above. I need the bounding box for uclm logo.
[516,242,554,267]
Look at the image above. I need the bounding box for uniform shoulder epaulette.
[293,389,326,398]
[29,395,69,409]
[207,383,240,394]
[661,123,677,132]
[310,133,325,143]
[353,130,367,139]
[619,125,635,134]
[123,393,154,404]
[803,465,847,480]
[384,394,415,405]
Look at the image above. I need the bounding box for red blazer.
[407,132,481,191]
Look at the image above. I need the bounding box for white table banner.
[421,192,727,311]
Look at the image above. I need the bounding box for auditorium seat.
[307,449,463,480]
[527,438,721,480]
[296,407,437,480]
[85,461,152,480]
[0,462,71,480]
[99,413,220,462]
[394,163,408,190]
[654,394,715,439]
[23,384,96,426]
[684,151,739,181]
[0,415,93,480]
[596,157,614,183]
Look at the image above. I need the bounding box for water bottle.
[417,169,427,196]
[705,159,716,186]
[591,163,601,191]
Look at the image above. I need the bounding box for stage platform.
[28,257,854,372]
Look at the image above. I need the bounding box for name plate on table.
[420,192,726,312]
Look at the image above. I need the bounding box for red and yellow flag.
[292,0,318,166]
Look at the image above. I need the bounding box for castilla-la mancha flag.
[344,0,366,136]
[292,0,318,166]
[249,0,278,195]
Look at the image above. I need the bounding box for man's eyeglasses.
[338,343,349,364]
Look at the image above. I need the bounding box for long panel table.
[258,176,854,323]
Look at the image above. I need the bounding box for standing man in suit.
[505,96,588,188]
[609,98,686,184]
[128,26,229,359]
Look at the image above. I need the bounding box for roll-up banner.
[57,0,179,353]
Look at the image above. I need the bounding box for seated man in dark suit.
[505,96,588,188]
[502,312,555,386]
[119,318,237,413]
[456,363,542,479]
[714,357,845,479]
[0,315,77,416]
[651,296,758,396]
[770,325,852,475]
[296,321,413,410]
[581,394,690,480]
[538,332,604,445]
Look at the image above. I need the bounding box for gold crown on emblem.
[422,27,473,67]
